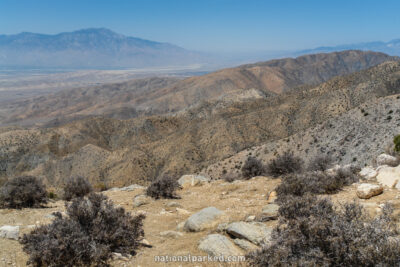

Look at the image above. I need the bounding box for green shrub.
[394,134,400,153]
[248,195,400,266]
[20,193,145,267]
[0,176,47,209]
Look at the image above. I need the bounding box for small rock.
[184,207,223,232]
[176,208,190,215]
[261,204,279,220]
[167,202,182,208]
[226,222,272,245]
[359,166,378,180]
[377,154,399,167]
[198,234,242,257]
[176,221,185,231]
[108,184,145,192]
[133,195,151,208]
[216,222,229,232]
[160,231,183,239]
[267,191,277,203]
[356,183,383,199]
[140,239,152,247]
[245,215,256,222]
[0,226,19,240]
[178,175,210,188]
[376,166,400,188]
[233,238,260,252]
[112,252,130,261]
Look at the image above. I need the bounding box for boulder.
[184,207,223,232]
[376,166,400,188]
[198,234,242,257]
[160,231,183,239]
[178,175,210,188]
[359,166,378,180]
[377,154,399,167]
[356,183,383,199]
[261,204,279,220]
[0,226,19,240]
[226,222,272,245]
[133,194,151,207]
[233,238,260,252]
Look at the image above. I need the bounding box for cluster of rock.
[356,153,400,199]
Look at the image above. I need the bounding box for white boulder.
[359,166,378,180]
[356,183,383,199]
[376,165,400,188]
[376,154,399,167]
[178,175,210,188]
[0,226,19,240]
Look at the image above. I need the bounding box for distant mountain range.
[0,28,205,68]
[298,39,400,56]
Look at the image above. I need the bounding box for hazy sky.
[1,0,400,52]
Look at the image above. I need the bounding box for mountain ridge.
[0,28,204,68]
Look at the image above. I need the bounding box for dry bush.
[146,175,180,199]
[20,193,145,267]
[0,176,47,209]
[249,195,400,266]
[241,157,266,179]
[63,176,93,201]
[222,172,241,183]
[266,151,303,178]
[276,169,358,202]
[307,154,333,171]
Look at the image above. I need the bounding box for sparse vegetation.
[222,172,241,183]
[146,175,181,199]
[241,157,266,179]
[0,176,47,209]
[276,168,358,202]
[20,193,145,267]
[266,151,303,178]
[307,154,333,171]
[394,134,400,153]
[63,176,93,201]
[249,195,400,266]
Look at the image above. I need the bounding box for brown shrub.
[266,151,303,177]
[249,195,400,266]
[20,193,145,267]
[0,176,47,209]
[146,175,180,199]
[241,157,266,179]
[63,176,93,201]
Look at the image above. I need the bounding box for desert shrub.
[63,176,93,201]
[394,134,400,153]
[249,195,400,266]
[20,193,145,267]
[276,169,358,202]
[241,157,266,179]
[222,172,241,183]
[307,154,333,171]
[146,175,180,199]
[266,151,303,177]
[0,176,47,209]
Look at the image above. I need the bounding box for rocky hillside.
[1,60,400,187]
[0,50,395,127]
